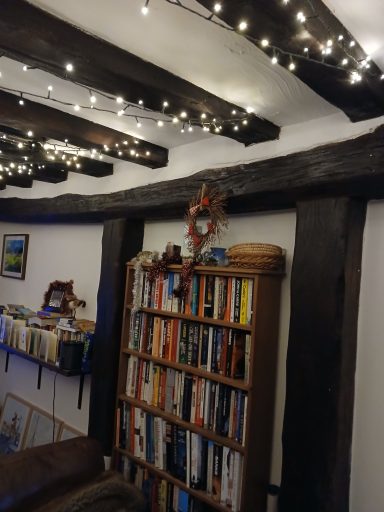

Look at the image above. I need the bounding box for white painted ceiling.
[2,0,383,149]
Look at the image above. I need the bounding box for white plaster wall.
[143,211,297,504]
[351,200,384,512]
[0,222,103,433]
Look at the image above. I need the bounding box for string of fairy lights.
[141,0,384,85]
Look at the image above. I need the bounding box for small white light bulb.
[90,95,97,104]
[180,111,187,119]
[157,120,164,127]
[116,97,123,104]
[27,130,33,137]
[261,39,269,48]
[66,63,74,72]
[201,113,207,119]
[172,117,179,124]
[117,109,124,116]
[338,35,344,41]
[327,39,333,47]
[297,12,306,23]
[23,65,28,71]
[214,3,222,13]
[141,5,149,15]
[350,41,356,48]
[238,20,248,31]
[289,61,296,71]
[342,58,348,66]
[19,99,24,105]
[74,104,80,111]
[271,56,278,64]
[163,101,169,108]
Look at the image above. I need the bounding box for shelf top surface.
[127,261,284,276]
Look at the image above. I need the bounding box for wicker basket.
[226,243,282,256]
[226,243,284,270]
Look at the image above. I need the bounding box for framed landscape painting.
[0,393,31,454]
[1,234,29,279]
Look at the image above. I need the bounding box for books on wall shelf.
[114,262,283,512]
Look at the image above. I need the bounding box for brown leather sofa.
[0,437,145,512]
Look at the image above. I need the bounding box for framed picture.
[0,393,32,454]
[23,407,62,449]
[58,423,85,441]
[1,234,29,280]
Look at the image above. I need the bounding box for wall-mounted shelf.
[0,342,89,409]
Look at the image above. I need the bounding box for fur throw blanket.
[35,473,145,512]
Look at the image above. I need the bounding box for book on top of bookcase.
[114,261,283,512]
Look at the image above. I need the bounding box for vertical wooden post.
[88,218,144,455]
[279,197,367,512]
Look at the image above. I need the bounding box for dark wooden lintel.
[0,123,383,221]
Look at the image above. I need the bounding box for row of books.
[129,313,250,381]
[0,314,86,365]
[119,457,206,512]
[138,271,254,325]
[126,358,247,443]
[118,405,243,511]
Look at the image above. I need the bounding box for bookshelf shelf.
[127,305,253,332]
[115,262,283,512]
[119,393,245,454]
[0,342,88,409]
[116,448,231,512]
[122,348,250,391]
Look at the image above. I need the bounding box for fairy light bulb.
[172,117,179,124]
[289,61,296,71]
[342,58,348,66]
[297,12,306,23]
[22,65,28,71]
[338,35,344,41]
[157,120,164,127]
[238,20,248,31]
[27,130,33,137]
[74,104,80,111]
[141,0,149,15]
[163,101,169,108]
[90,94,97,104]
[66,63,74,72]
[350,41,356,48]
[214,3,222,13]
[261,39,269,47]
[180,111,187,119]
[117,109,124,116]
[116,97,123,104]
[271,56,278,64]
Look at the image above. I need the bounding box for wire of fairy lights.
[140,0,384,85]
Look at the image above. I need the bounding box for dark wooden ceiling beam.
[0,149,113,178]
[0,90,168,169]
[0,123,383,222]
[0,126,114,179]
[0,0,279,145]
[196,0,384,122]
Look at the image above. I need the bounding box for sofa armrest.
[0,437,105,511]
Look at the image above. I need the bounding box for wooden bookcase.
[114,262,283,512]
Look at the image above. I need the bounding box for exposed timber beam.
[0,0,279,145]
[0,123,383,222]
[280,197,366,512]
[0,90,168,169]
[196,0,384,122]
